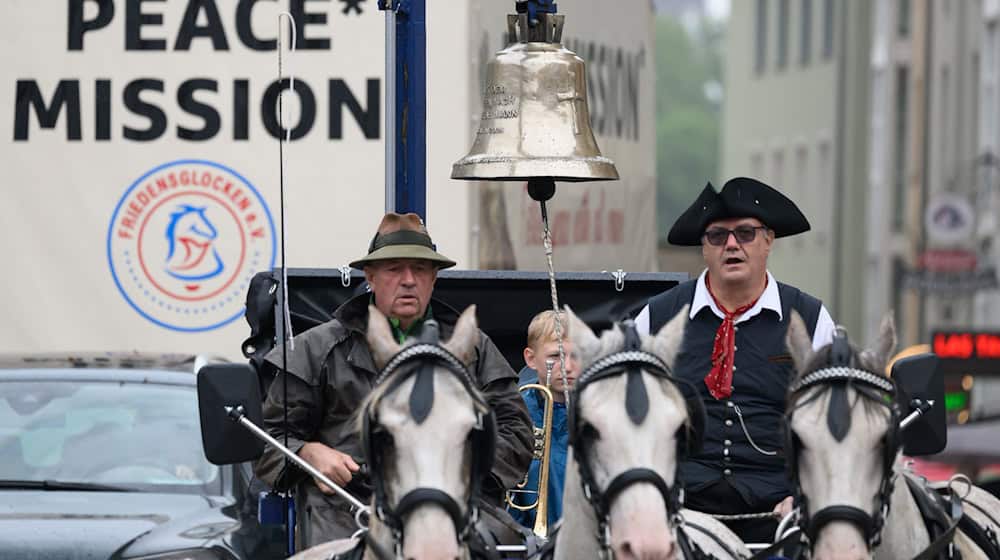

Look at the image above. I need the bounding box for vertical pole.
[399,0,427,219]
[379,0,426,220]
[384,7,397,213]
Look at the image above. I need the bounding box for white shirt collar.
[690,270,782,323]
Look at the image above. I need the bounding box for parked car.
[0,354,285,560]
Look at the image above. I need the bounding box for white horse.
[785,313,1000,560]
[553,307,749,560]
[292,305,498,560]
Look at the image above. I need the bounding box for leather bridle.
[567,320,705,559]
[359,321,497,559]
[785,332,901,553]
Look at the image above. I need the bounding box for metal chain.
[733,404,778,456]
[540,200,570,408]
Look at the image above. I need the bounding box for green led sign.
[945,392,968,411]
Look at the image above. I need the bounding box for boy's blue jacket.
[509,367,568,530]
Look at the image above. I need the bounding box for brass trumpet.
[505,363,557,538]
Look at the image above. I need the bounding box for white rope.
[277,13,297,350]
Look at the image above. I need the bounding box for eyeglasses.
[703,226,769,246]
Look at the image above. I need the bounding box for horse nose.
[615,537,677,560]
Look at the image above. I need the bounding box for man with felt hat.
[254,212,533,549]
[635,177,836,542]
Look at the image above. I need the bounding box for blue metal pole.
[379,0,426,220]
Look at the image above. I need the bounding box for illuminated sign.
[932,331,1000,360]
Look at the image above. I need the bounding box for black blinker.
[826,328,853,441]
[625,368,649,425]
[409,364,435,424]
[827,383,851,442]
[408,320,441,424]
[622,320,649,425]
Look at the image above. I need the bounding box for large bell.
[451,9,618,183]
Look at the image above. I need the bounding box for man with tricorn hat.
[635,177,836,542]
[254,212,533,549]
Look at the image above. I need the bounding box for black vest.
[648,279,821,509]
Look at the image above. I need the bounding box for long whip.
[276,12,297,554]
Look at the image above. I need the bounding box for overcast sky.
[707,0,730,20]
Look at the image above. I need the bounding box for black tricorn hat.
[667,177,811,246]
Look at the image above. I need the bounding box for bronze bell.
[451,9,618,183]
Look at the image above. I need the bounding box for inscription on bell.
[481,83,519,121]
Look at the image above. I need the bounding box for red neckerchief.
[703,274,765,399]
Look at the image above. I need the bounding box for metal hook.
[339,266,352,287]
[602,269,627,292]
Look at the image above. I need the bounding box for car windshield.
[0,378,221,494]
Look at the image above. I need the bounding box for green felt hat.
[349,212,456,269]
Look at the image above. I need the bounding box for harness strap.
[679,519,739,560]
[745,527,804,560]
[956,513,1000,560]
[601,468,675,517]
[906,474,964,560]
[327,534,385,560]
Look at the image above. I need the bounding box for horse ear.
[860,312,896,374]
[650,304,689,370]
[785,310,813,376]
[367,305,402,371]
[565,306,600,367]
[443,305,479,365]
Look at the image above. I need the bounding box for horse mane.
[787,343,889,424]
[578,325,695,434]
[353,346,488,434]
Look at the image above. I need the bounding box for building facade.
[720,0,871,336]
[974,0,1000,329]
[867,0,990,346]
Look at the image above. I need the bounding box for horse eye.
[581,422,601,441]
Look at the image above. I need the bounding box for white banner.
[1,0,655,358]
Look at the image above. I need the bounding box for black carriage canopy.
[241,268,686,377]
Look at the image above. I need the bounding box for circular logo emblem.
[107,160,276,332]
[925,193,975,245]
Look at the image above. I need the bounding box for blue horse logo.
[164,205,225,282]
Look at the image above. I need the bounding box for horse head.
[361,305,492,560]
[785,313,898,560]
[164,204,223,281]
[560,305,695,560]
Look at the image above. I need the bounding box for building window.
[891,257,906,337]
[755,0,769,74]
[772,149,786,190]
[822,0,834,59]
[982,23,998,154]
[892,65,910,232]
[898,0,911,38]
[750,152,765,179]
[800,0,813,66]
[777,0,790,69]
[795,145,810,225]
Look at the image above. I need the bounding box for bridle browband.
[361,320,496,559]
[569,320,701,558]
[786,332,901,553]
